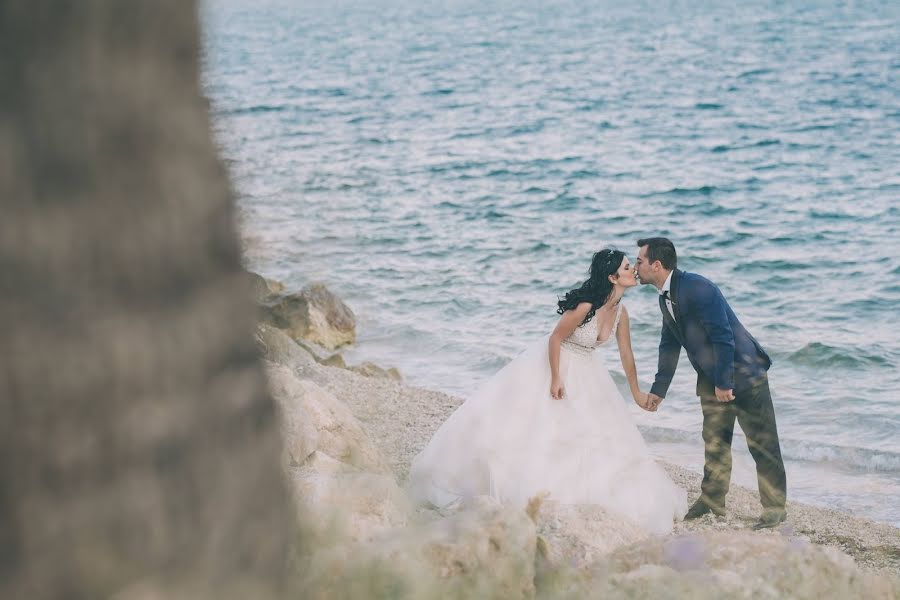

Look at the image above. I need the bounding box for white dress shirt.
[660,271,676,321]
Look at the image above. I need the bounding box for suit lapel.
[660,269,684,343]
[670,269,684,325]
[658,293,671,324]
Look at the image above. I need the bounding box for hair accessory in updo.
[557,248,625,325]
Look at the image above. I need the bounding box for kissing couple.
[409,237,787,534]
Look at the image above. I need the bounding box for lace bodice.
[561,303,623,355]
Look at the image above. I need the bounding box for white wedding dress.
[408,303,687,534]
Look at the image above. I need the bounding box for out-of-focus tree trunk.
[0,2,294,598]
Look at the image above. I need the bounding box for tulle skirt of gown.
[408,337,687,535]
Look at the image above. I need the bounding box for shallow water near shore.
[201,0,900,526]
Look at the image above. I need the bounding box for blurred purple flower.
[663,535,708,571]
[778,524,796,537]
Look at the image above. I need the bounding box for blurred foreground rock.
[533,499,651,569]
[291,469,412,546]
[0,2,292,598]
[570,530,900,599]
[302,496,537,600]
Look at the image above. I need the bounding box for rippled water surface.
[201,0,900,525]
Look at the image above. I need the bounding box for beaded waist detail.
[560,339,595,356]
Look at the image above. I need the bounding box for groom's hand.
[647,393,663,411]
[715,387,735,402]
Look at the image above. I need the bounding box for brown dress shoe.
[751,509,787,530]
[684,499,725,520]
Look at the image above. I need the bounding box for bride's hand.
[550,378,566,400]
[634,391,652,411]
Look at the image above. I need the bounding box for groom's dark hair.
[637,237,677,270]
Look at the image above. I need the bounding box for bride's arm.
[615,306,649,409]
[548,302,592,400]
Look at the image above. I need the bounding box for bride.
[408,249,687,534]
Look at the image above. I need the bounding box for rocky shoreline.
[252,273,900,598]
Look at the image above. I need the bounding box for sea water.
[201,0,900,525]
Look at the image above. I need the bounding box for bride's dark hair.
[556,249,626,325]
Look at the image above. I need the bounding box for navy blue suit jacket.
[650,270,771,398]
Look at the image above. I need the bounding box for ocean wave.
[576,100,606,112]
[760,322,801,332]
[781,342,890,368]
[734,259,813,272]
[522,186,551,194]
[549,193,582,210]
[641,185,719,198]
[640,426,900,473]
[737,68,774,79]
[809,209,852,220]
[782,440,900,473]
[507,122,546,136]
[226,104,288,115]
[681,202,741,217]
[834,297,897,312]
[708,232,752,246]
[435,200,464,209]
[788,123,839,133]
[449,130,487,140]
[427,161,488,174]
[761,274,795,286]
[678,254,719,264]
[464,209,509,221]
[711,139,781,153]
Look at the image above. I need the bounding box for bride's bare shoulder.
[559,302,592,324]
[614,303,630,328]
[561,301,592,314]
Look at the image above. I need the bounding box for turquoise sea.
[201,0,900,525]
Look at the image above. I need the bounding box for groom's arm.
[650,323,681,398]
[695,281,736,391]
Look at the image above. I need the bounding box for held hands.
[550,377,566,400]
[633,391,652,411]
[633,391,660,412]
[715,387,736,402]
[644,392,663,412]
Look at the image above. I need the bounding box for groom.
[635,237,787,530]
